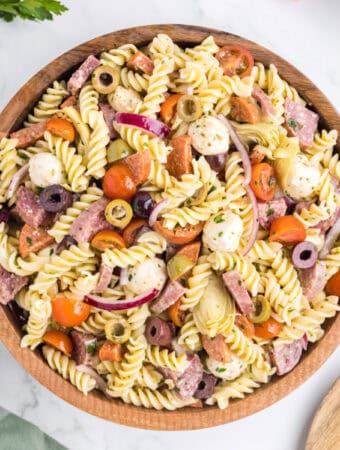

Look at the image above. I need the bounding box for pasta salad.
[0,34,339,411]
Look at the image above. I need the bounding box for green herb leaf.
[287,118,298,130]
[214,214,224,223]
[86,340,97,355]
[0,1,68,23]
[216,367,226,373]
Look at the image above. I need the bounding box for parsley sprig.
[0,0,67,22]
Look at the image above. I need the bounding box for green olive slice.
[105,199,133,228]
[105,318,131,344]
[167,254,195,281]
[107,139,133,163]
[92,65,120,94]
[176,95,202,122]
[248,295,272,323]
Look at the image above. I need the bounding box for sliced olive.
[92,65,120,94]
[105,199,133,228]
[39,184,73,213]
[167,254,195,281]
[184,184,208,207]
[176,95,202,122]
[107,139,133,163]
[248,295,272,323]
[105,317,131,344]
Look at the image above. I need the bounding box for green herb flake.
[86,340,96,355]
[216,367,226,373]
[208,185,216,195]
[218,231,223,237]
[128,274,133,281]
[26,236,33,246]
[266,208,274,217]
[287,118,298,129]
[214,214,224,223]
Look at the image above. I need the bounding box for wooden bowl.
[0,24,339,430]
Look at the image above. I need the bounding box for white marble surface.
[0,1,339,449]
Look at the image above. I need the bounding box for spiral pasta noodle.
[21,297,52,349]
[146,345,189,372]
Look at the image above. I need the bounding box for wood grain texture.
[0,24,339,430]
[305,379,340,450]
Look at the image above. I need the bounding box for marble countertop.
[0,0,339,449]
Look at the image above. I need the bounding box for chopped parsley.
[26,236,33,246]
[208,185,216,195]
[238,280,242,286]
[266,208,274,217]
[218,231,223,237]
[287,118,298,129]
[214,214,224,223]
[86,340,96,355]
[128,274,133,281]
[216,367,226,373]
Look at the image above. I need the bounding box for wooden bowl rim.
[0,24,339,430]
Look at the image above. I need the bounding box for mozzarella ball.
[126,257,167,296]
[109,86,141,113]
[203,211,243,252]
[284,154,320,201]
[29,153,63,188]
[206,354,247,380]
[188,116,229,155]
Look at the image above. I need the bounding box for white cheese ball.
[126,257,167,296]
[203,211,243,252]
[284,154,320,201]
[206,354,247,380]
[29,153,63,188]
[188,116,229,155]
[109,86,141,113]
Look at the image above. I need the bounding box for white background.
[0,1,339,449]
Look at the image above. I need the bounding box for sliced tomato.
[166,135,193,179]
[103,163,137,200]
[254,317,283,338]
[175,241,201,281]
[52,297,91,327]
[121,149,151,185]
[250,145,266,165]
[168,298,186,327]
[269,215,306,246]
[216,44,254,78]
[99,341,123,361]
[325,271,340,296]
[127,51,154,75]
[160,94,183,123]
[42,330,73,356]
[91,230,126,251]
[153,220,204,245]
[19,224,54,258]
[122,218,147,247]
[46,117,75,142]
[250,163,277,201]
[235,314,255,338]
[230,96,260,124]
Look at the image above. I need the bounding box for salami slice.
[284,98,318,149]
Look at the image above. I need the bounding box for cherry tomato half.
[52,297,90,327]
[269,215,306,246]
[250,163,277,201]
[254,317,283,339]
[325,271,340,296]
[91,230,126,251]
[42,330,73,356]
[103,163,137,201]
[123,219,147,247]
[216,45,254,78]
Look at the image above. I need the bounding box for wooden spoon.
[305,378,340,450]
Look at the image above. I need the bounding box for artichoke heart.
[193,273,234,338]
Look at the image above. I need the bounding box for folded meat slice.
[92,263,112,294]
[99,103,117,139]
[14,186,53,228]
[284,98,318,149]
[71,331,97,366]
[151,280,185,314]
[270,339,303,375]
[258,198,287,230]
[252,85,276,118]
[222,270,254,315]
[162,354,203,400]
[70,197,113,243]
[299,262,327,301]
[67,55,101,95]
[202,334,232,363]
[10,121,47,149]
[0,266,28,305]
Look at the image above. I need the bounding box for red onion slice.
[76,365,107,393]
[301,334,308,351]
[115,112,171,139]
[319,218,340,259]
[241,185,259,256]
[85,288,159,311]
[218,114,252,185]
[149,198,169,226]
[119,267,129,286]
[6,163,29,200]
